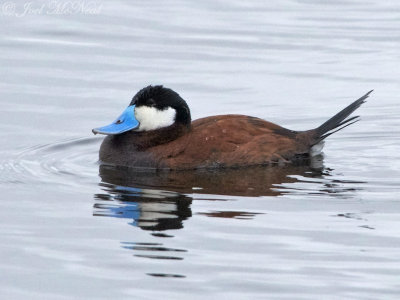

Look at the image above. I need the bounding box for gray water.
[1,0,400,299]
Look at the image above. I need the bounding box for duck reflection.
[94,179,192,231]
[93,161,325,231]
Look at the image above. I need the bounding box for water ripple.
[0,137,101,189]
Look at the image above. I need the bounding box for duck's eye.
[115,119,122,124]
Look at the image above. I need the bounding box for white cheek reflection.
[134,106,176,131]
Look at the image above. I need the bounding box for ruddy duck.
[93,86,372,169]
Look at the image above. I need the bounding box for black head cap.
[130,85,191,126]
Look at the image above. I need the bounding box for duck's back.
[148,115,312,169]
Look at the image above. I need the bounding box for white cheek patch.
[134,106,176,131]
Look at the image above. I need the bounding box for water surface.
[1,0,400,299]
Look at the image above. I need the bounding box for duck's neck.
[115,123,191,150]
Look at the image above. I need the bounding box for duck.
[92,85,372,170]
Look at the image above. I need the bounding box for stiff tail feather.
[313,90,373,145]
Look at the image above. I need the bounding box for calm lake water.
[1,0,400,299]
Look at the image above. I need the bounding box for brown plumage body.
[101,115,316,169]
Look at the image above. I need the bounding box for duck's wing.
[152,115,305,169]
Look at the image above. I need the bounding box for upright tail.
[312,90,373,145]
